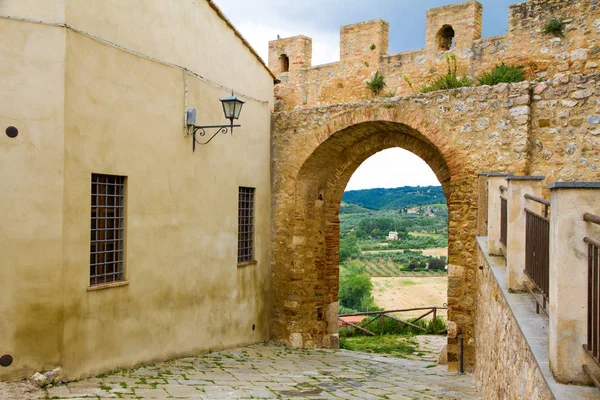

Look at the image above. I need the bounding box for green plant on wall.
[403,75,416,94]
[542,19,565,37]
[420,54,472,93]
[366,71,386,95]
[370,43,376,50]
[478,62,525,86]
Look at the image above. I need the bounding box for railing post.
[477,173,490,236]
[487,174,512,256]
[506,176,544,292]
[548,182,600,384]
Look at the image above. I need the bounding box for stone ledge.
[482,172,514,177]
[548,182,600,189]
[506,175,545,181]
[477,237,600,400]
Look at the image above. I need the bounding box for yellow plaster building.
[0,0,274,381]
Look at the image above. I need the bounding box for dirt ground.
[421,247,448,257]
[371,276,448,318]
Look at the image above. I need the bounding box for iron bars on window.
[90,174,126,286]
[238,187,255,264]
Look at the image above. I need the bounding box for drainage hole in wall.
[252,324,256,331]
[0,355,13,367]
[5,126,18,138]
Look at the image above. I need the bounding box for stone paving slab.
[34,341,481,399]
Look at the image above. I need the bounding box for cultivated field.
[371,276,448,318]
[362,247,448,257]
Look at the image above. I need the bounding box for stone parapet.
[475,237,600,399]
[268,0,599,111]
[506,176,545,291]
[548,183,600,384]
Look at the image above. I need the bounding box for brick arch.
[272,103,477,370]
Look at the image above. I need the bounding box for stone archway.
[271,100,512,371]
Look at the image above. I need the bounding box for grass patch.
[339,335,418,358]
[99,384,112,392]
[398,279,417,286]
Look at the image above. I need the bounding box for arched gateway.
[268,0,600,374]
[270,97,517,371]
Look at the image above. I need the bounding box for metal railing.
[500,185,508,247]
[524,194,551,315]
[584,213,600,376]
[524,193,550,217]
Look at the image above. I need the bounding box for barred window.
[90,174,126,286]
[238,187,255,264]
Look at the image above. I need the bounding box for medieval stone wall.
[269,0,599,111]
[270,0,600,376]
[529,72,600,186]
[271,72,600,371]
[475,246,553,400]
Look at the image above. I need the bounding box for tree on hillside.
[338,263,379,312]
[339,233,361,261]
[428,257,446,270]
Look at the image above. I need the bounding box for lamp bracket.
[188,123,241,151]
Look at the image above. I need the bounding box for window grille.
[90,174,126,286]
[238,187,255,264]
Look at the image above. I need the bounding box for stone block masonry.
[268,0,600,111]
[269,0,600,381]
[270,72,600,373]
[475,241,555,400]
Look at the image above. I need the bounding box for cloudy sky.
[216,0,522,190]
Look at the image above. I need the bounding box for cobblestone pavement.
[33,340,479,399]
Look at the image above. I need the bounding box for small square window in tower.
[437,25,455,51]
[90,174,126,286]
[238,187,255,264]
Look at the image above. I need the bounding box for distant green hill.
[342,186,445,210]
[339,201,370,215]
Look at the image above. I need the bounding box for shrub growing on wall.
[542,19,565,38]
[421,54,472,93]
[366,71,386,95]
[478,62,525,86]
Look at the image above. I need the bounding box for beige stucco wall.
[1,0,273,381]
[0,7,67,380]
[64,0,272,102]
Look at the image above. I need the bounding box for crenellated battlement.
[425,1,482,52]
[269,0,600,111]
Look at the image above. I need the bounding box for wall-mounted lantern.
[186,90,245,151]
